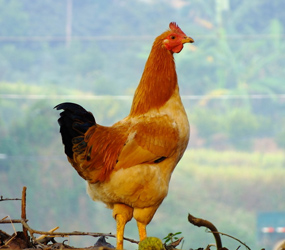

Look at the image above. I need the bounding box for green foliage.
[0,1,284,152]
[225,108,260,149]
[163,232,182,244]
[190,104,273,150]
[276,126,285,149]
[0,0,284,96]
[0,0,29,36]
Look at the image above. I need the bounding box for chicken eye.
[170,36,176,40]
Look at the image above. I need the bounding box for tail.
[54,102,96,160]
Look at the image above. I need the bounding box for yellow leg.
[113,204,133,249]
[116,214,126,250]
[137,221,147,241]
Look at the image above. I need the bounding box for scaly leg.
[113,204,133,249]
[137,221,147,241]
[134,206,159,242]
[115,214,127,249]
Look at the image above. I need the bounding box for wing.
[71,115,179,183]
[115,115,179,170]
[72,123,129,183]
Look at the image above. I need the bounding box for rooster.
[55,22,194,249]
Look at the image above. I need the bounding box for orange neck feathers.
[130,31,178,116]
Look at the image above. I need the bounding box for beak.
[182,36,194,44]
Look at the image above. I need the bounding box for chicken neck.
[130,35,178,116]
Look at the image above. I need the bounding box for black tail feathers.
[54,102,96,159]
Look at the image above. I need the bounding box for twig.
[21,219,139,245]
[1,216,8,221]
[0,196,21,202]
[1,215,18,247]
[36,226,59,242]
[0,219,28,224]
[208,230,251,250]
[188,213,222,250]
[21,186,29,242]
[205,244,217,250]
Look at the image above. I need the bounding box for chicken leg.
[115,214,127,249]
[137,221,147,241]
[113,204,133,249]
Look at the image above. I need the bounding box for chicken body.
[87,85,189,232]
[55,22,194,249]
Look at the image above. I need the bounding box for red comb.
[169,22,186,36]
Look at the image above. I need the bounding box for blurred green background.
[1,0,285,249]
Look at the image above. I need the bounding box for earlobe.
[163,39,170,50]
[163,38,169,43]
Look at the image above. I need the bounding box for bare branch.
[209,230,251,250]
[0,219,28,224]
[0,196,21,201]
[21,186,29,242]
[188,213,251,250]
[21,187,27,220]
[21,219,139,245]
[188,213,222,250]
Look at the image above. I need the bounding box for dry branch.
[0,219,28,224]
[188,213,223,249]
[188,213,252,250]
[21,186,29,243]
[211,231,251,250]
[21,219,139,245]
[1,187,253,249]
[1,187,139,248]
[0,196,21,202]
